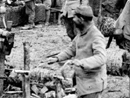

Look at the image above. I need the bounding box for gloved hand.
[47,57,59,64]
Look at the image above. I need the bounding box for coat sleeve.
[56,39,76,61]
[80,36,107,70]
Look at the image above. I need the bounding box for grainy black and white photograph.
[0,0,129,98]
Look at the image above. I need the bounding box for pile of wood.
[3,47,130,98]
[29,62,74,88]
[29,61,75,98]
[106,47,128,76]
[3,62,75,98]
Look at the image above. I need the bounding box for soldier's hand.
[64,60,73,65]
[47,57,58,64]
[63,60,75,69]
[71,59,82,67]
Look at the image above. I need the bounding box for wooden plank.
[4,91,23,94]
[14,70,30,74]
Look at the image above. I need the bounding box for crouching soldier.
[47,5,107,98]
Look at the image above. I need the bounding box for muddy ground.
[5,24,129,98]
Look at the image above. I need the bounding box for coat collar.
[80,22,94,36]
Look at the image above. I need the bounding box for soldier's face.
[73,15,84,29]
[73,15,81,25]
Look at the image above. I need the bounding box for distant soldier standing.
[88,0,102,17]
[60,0,81,40]
[61,0,102,40]
[22,0,36,29]
[43,0,52,26]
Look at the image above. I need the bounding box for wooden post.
[0,48,5,96]
[55,78,64,98]
[129,77,130,98]
[0,0,6,95]
[0,0,7,95]
[23,42,30,98]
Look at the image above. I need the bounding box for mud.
[5,25,130,98]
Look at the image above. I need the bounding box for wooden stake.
[129,78,130,98]
[23,42,30,70]
[0,13,5,96]
[0,50,5,96]
[23,42,30,98]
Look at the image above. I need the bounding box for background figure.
[115,0,127,13]
[61,0,102,40]
[0,1,7,29]
[24,0,36,29]
[43,0,52,26]
[51,0,65,25]
[114,0,130,51]
[88,0,102,26]
[88,0,102,17]
[63,17,77,40]
[60,0,81,40]
[6,0,25,6]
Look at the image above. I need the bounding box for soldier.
[43,0,52,26]
[60,0,102,40]
[114,0,130,50]
[88,0,102,17]
[22,0,36,29]
[60,0,81,40]
[0,0,7,29]
[47,5,107,98]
